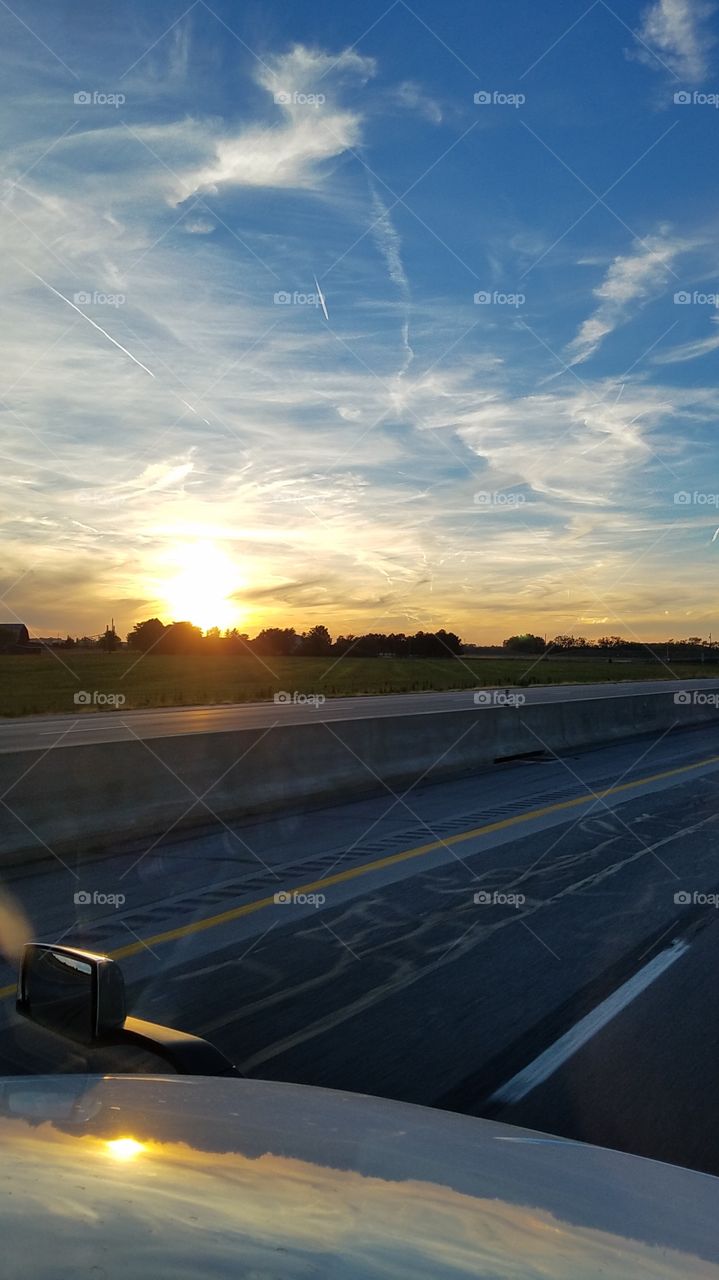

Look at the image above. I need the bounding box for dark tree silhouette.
[503,633,546,653]
[127,618,166,652]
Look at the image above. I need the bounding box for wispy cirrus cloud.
[3,6,719,645]
[653,317,719,363]
[565,233,682,366]
[391,80,443,123]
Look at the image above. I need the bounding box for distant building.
[0,623,35,654]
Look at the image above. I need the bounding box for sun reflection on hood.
[0,1076,717,1280]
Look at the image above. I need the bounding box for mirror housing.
[16,942,242,1077]
[16,943,126,1043]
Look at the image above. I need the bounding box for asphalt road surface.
[2,719,719,1176]
[1,676,718,752]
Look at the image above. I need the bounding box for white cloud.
[183,217,216,235]
[565,233,681,366]
[255,44,376,94]
[187,45,376,195]
[653,318,719,362]
[447,384,667,506]
[188,110,362,193]
[635,0,715,81]
[392,81,443,123]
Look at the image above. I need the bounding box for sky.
[1,0,719,643]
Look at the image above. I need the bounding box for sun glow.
[162,541,243,631]
[105,1137,146,1161]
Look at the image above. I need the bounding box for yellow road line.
[2,751,718,1000]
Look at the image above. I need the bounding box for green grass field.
[0,651,715,717]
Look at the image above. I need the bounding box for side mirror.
[16,943,126,1043]
[16,942,242,1078]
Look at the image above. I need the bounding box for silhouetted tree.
[127,618,166,652]
[224,629,250,654]
[299,624,332,656]
[503,634,546,653]
[252,627,298,656]
[158,621,204,654]
[411,630,462,657]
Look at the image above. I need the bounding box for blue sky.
[2,0,719,642]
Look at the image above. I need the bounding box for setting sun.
[162,542,243,632]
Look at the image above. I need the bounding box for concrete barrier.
[0,691,716,865]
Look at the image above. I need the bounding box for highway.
[2,676,719,752]
[2,715,719,1175]
[494,918,719,1178]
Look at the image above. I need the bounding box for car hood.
[0,1073,717,1278]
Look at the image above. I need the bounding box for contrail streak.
[369,188,414,377]
[180,398,210,425]
[23,265,155,377]
[313,274,329,321]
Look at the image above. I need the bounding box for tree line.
[501,633,718,653]
[55,622,716,657]
[123,619,464,657]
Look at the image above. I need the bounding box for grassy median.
[0,652,716,717]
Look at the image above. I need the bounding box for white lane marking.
[37,724,132,734]
[489,937,690,1107]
